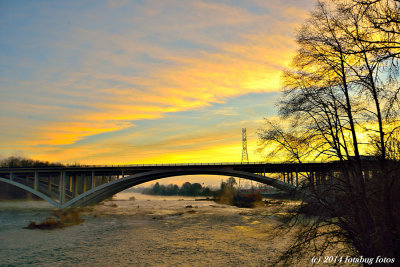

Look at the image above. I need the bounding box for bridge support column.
[122,170,124,178]
[310,172,315,188]
[321,172,326,184]
[74,175,79,197]
[10,171,13,181]
[327,171,332,182]
[34,171,39,191]
[69,175,72,192]
[296,172,298,187]
[363,169,370,180]
[83,174,87,193]
[91,171,95,189]
[282,173,286,183]
[58,173,61,204]
[59,171,66,205]
[48,175,52,192]
[315,172,320,186]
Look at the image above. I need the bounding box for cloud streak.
[0,0,316,163]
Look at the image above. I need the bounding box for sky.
[0,0,316,179]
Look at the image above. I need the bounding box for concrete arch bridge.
[0,162,339,209]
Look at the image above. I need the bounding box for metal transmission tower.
[240,128,249,191]
[241,128,249,163]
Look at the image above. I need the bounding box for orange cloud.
[1,0,314,164]
[10,32,295,149]
[22,121,133,146]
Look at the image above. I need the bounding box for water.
[0,193,295,266]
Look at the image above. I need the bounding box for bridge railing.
[74,162,267,168]
[0,162,262,170]
[0,161,338,170]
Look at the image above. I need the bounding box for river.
[0,192,299,266]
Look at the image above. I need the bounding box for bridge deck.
[0,162,342,175]
[1,161,378,208]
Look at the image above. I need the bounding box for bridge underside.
[64,169,297,208]
[0,164,316,208]
[0,177,59,207]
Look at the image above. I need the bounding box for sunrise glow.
[0,0,316,166]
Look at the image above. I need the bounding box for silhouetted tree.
[259,0,400,265]
[191,183,202,196]
[218,177,237,204]
[141,181,216,197]
[180,182,192,196]
[357,0,400,59]
[153,182,160,195]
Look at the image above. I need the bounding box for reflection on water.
[0,192,296,266]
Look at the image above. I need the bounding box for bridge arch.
[63,168,296,208]
[0,177,59,207]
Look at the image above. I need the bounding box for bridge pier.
[68,175,72,193]
[363,169,370,180]
[83,174,87,193]
[74,175,78,196]
[34,171,39,191]
[48,175,52,193]
[61,171,67,205]
[309,172,314,188]
[91,171,95,189]
[322,172,327,184]
[59,172,62,205]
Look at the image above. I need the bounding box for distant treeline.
[0,156,63,168]
[142,178,265,208]
[142,182,217,197]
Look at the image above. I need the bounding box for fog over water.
[0,193,299,266]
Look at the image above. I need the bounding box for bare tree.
[356,0,400,58]
[259,0,400,265]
